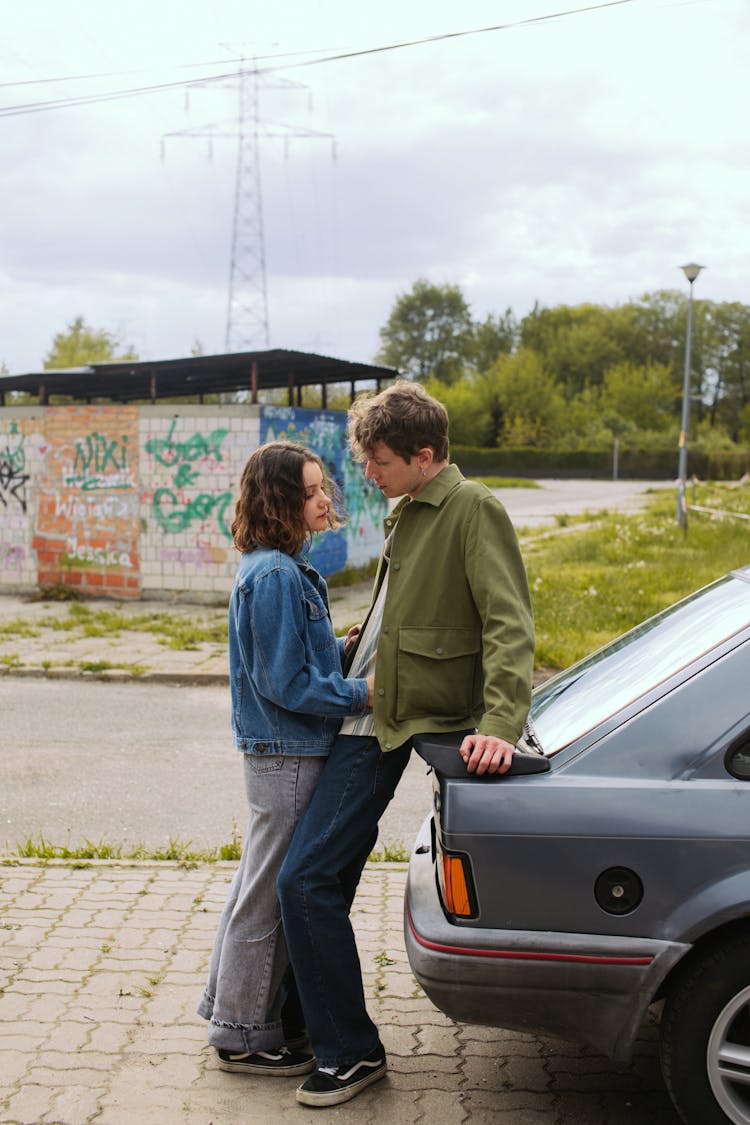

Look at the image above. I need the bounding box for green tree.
[376,279,474,384]
[472,309,517,372]
[518,303,628,399]
[423,375,494,446]
[600,360,676,433]
[482,349,567,447]
[44,316,138,369]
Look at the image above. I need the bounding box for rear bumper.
[404,816,688,1062]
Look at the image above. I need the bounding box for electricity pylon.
[162,59,335,353]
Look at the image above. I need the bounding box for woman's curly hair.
[231,441,342,555]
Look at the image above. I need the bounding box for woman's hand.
[366,674,375,707]
[344,624,361,653]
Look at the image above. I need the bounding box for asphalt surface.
[0,479,682,1125]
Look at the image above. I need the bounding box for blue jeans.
[278,735,411,1069]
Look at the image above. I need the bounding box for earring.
[421,469,427,477]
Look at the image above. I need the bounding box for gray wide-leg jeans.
[197,753,324,1053]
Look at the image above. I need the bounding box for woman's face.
[302,461,332,534]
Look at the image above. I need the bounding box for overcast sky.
[1,0,747,374]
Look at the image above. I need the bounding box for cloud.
[1,0,749,374]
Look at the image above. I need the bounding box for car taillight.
[440,855,472,915]
[435,840,477,919]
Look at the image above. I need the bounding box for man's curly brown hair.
[231,441,342,555]
[348,380,449,463]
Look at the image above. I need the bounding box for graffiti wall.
[260,405,389,574]
[0,404,388,601]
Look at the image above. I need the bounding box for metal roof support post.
[150,373,157,404]
[251,360,259,404]
[321,381,328,409]
[287,371,294,406]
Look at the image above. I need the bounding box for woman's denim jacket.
[229,548,369,756]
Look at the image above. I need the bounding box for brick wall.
[0,403,388,602]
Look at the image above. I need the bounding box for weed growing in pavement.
[368,841,409,863]
[7,603,229,649]
[31,583,83,602]
[76,660,148,676]
[6,827,399,865]
[0,619,39,639]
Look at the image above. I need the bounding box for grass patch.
[326,558,378,589]
[469,476,541,489]
[368,840,409,863]
[30,583,83,602]
[6,828,404,865]
[77,660,149,677]
[31,603,228,649]
[0,620,39,639]
[9,832,243,865]
[526,481,750,669]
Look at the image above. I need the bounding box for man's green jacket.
[361,463,535,751]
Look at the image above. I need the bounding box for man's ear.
[417,447,434,471]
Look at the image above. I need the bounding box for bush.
[451,445,750,481]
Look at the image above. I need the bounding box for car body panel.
[404,566,750,1064]
[406,817,689,1061]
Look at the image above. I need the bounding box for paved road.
[0,677,432,855]
[494,477,670,529]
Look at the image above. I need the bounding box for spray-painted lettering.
[152,487,233,538]
[146,420,231,539]
[145,419,227,467]
[0,432,31,512]
[64,537,133,569]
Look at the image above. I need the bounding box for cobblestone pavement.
[0,862,681,1125]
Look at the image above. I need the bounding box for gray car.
[405,563,750,1125]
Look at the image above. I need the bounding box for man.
[278,380,534,1107]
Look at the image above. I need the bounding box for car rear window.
[530,572,750,755]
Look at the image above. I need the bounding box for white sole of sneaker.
[218,1056,316,1077]
[295,1063,387,1106]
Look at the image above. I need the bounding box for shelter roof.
[0,349,398,405]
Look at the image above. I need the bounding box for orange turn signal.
[440,854,472,917]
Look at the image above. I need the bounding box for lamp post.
[676,262,704,530]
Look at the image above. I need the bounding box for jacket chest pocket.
[303,594,334,653]
[395,627,481,721]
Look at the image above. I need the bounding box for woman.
[197,441,373,1077]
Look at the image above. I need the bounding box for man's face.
[361,441,426,500]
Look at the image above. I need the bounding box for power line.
[0,0,638,119]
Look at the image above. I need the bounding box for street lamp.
[676,262,705,530]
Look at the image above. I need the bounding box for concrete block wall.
[0,402,388,601]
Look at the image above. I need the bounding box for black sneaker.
[284,1029,309,1051]
[295,1043,387,1106]
[217,1045,316,1076]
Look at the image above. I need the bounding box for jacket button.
[393,562,401,571]
[435,647,444,655]
[378,688,385,696]
[256,743,268,753]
